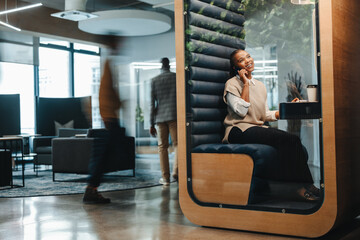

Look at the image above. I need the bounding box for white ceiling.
[21,0,174,36]
[78,9,172,36]
[22,0,174,12]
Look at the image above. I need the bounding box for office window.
[74,43,100,53]
[39,47,70,97]
[74,53,101,128]
[0,62,35,134]
[40,37,70,48]
[0,42,33,65]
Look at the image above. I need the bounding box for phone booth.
[175,0,360,238]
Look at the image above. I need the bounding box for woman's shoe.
[297,187,320,202]
[306,184,320,197]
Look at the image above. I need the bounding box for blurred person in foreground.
[149,57,178,186]
[83,35,123,204]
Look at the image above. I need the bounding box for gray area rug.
[0,168,165,198]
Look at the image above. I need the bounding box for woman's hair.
[229,49,245,77]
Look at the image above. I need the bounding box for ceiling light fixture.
[0,20,20,31]
[0,3,43,32]
[78,10,171,37]
[51,0,97,22]
[0,3,42,15]
[51,10,98,21]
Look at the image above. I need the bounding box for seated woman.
[223,49,319,201]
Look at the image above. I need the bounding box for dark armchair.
[32,135,54,166]
[52,128,135,181]
[31,96,92,171]
[32,128,89,174]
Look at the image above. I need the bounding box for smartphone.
[234,66,241,71]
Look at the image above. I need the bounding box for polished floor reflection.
[0,183,359,240]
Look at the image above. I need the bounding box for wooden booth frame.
[175,0,360,238]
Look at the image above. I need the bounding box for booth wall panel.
[188,0,245,26]
[331,0,360,225]
[189,53,229,71]
[190,66,229,82]
[188,26,246,49]
[198,0,245,15]
[192,108,227,121]
[188,12,244,38]
[190,80,224,95]
[187,39,237,59]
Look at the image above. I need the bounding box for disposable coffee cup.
[307,85,318,102]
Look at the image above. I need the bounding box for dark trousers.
[228,126,313,184]
[88,120,121,187]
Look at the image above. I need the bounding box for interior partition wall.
[176,0,360,238]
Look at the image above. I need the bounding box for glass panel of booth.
[245,0,321,211]
[249,0,321,210]
[186,0,322,213]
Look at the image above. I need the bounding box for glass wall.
[0,62,34,134]
[236,1,322,212]
[130,60,176,156]
[244,0,321,187]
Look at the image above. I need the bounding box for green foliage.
[135,105,144,123]
[243,0,317,56]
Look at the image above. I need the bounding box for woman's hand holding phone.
[238,69,250,85]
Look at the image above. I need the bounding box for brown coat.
[99,59,121,121]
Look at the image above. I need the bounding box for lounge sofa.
[52,128,135,181]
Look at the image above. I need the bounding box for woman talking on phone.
[223,49,319,201]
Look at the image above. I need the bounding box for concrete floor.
[1,183,360,240]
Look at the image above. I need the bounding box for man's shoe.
[83,186,111,204]
[172,174,178,182]
[159,178,170,186]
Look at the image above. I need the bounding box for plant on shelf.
[286,70,307,137]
